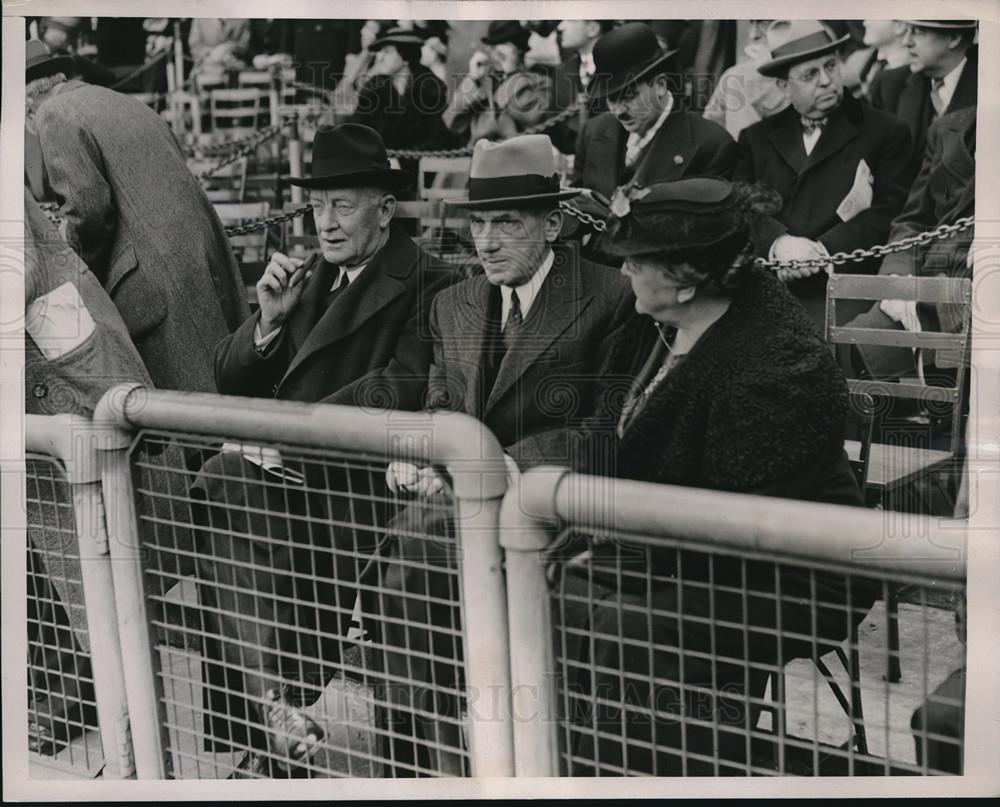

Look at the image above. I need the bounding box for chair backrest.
[418,156,471,202]
[847,389,880,498]
[279,202,318,257]
[194,70,227,95]
[237,70,272,90]
[825,272,973,454]
[188,156,248,203]
[213,201,270,263]
[209,88,266,134]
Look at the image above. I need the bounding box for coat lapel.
[768,108,807,175]
[282,227,414,382]
[798,99,860,176]
[445,273,495,417]
[484,250,589,415]
[947,50,978,114]
[634,113,701,184]
[897,71,932,136]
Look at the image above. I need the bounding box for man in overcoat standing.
[734,20,913,328]
[25,40,248,393]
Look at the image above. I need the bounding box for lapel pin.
[673,154,684,165]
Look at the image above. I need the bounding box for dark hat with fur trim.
[26,39,74,82]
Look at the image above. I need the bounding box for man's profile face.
[903,26,958,75]
[606,77,668,134]
[557,20,595,51]
[781,54,844,118]
[468,207,553,287]
[308,187,390,267]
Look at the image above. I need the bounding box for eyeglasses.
[788,58,840,85]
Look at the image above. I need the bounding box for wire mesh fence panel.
[125,428,475,779]
[26,456,104,778]
[546,528,965,777]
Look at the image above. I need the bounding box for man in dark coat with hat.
[194,124,457,778]
[568,22,737,255]
[869,20,978,175]
[24,40,249,394]
[374,133,639,775]
[734,20,913,328]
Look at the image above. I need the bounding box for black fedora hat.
[369,26,426,51]
[587,22,679,101]
[26,39,74,82]
[285,124,412,191]
[481,20,531,49]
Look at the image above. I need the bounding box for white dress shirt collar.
[935,56,967,111]
[500,249,555,328]
[333,262,367,290]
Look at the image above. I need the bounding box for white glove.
[386,461,445,498]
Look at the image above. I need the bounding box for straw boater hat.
[587,22,679,101]
[757,20,851,78]
[25,39,74,82]
[284,124,411,191]
[445,135,581,210]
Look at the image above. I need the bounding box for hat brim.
[900,20,978,30]
[599,223,744,259]
[284,167,413,191]
[26,54,75,82]
[481,31,530,46]
[757,34,851,78]
[586,48,678,101]
[445,188,581,210]
[370,34,425,50]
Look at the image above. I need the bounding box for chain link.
[754,216,975,271]
[223,204,311,236]
[196,125,284,179]
[559,200,608,232]
[109,51,169,91]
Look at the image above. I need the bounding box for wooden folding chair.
[188,157,248,203]
[209,88,267,138]
[214,201,272,306]
[417,156,471,203]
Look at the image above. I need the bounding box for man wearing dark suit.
[193,124,457,779]
[869,20,978,173]
[847,106,975,381]
[376,134,638,775]
[734,20,913,328]
[548,19,616,154]
[572,22,737,198]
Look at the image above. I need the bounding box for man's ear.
[380,193,397,227]
[775,77,790,98]
[676,286,696,304]
[543,208,564,242]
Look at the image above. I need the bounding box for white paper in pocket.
[26,281,96,361]
[836,158,874,222]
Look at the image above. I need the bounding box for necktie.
[502,289,523,351]
[313,270,348,328]
[800,116,828,135]
[930,77,946,117]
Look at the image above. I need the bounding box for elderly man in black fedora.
[372,133,638,776]
[443,20,553,144]
[192,124,456,778]
[733,20,914,329]
[869,20,978,174]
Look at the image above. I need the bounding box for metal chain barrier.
[223,205,311,236]
[196,125,284,179]
[109,51,169,91]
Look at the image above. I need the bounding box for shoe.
[259,686,324,764]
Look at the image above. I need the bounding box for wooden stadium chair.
[418,156,471,203]
[188,156,249,203]
[209,88,267,139]
[237,70,272,91]
[825,273,972,509]
[279,202,318,258]
[825,271,972,684]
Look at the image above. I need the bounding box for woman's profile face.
[621,255,692,322]
[372,44,405,76]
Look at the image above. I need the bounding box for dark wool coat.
[869,47,977,174]
[734,91,914,328]
[547,53,607,155]
[35,80,250,394]
[572,109,738,198]
[215,223,457,411]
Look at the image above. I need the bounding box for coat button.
[673,154,684,165]
[33,383,47,398]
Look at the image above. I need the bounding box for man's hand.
[257,253,311,337]
[879,298,921,332]
[772,235,828,282]
[468,50,491,81]
[386,462,446,498]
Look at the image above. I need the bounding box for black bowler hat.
[285,124,412,191]
[369,26,425,51]
[587,22,679,101]
[25,39,74,82]
[481,20,531,49]
[901,19,978,31]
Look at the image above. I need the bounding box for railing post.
[25,415,136,778]
[287,112,304,237]
[93,386,170,779]
[447,439,514,777]
[499,467,566,777]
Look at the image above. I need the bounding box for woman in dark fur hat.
[558,177,878,776]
